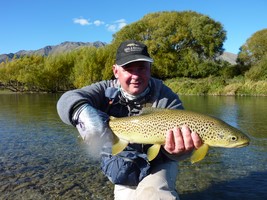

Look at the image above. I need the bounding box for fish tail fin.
[112,135,128,155]
[190,144,209,164]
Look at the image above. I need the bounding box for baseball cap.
[115,40,153,67]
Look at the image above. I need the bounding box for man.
[57,40,202,199]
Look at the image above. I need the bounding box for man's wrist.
[71,102,89,126]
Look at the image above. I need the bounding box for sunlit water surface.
[0,94,266,200]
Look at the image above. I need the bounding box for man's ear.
[113,65,119,78]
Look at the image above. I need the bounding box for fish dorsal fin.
[140,107,165,115]
[190,143,209,164]
[142,102,153,108]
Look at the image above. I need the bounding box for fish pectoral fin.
[112,136,128,155]
[190,143,209,164]
[147,144,161,161]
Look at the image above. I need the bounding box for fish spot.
[218,134,224,139]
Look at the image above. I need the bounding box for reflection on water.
[0,94,266,199]
[179,95,267,199]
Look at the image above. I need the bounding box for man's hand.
[163,125,202,156]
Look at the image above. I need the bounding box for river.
[0,93,266,200]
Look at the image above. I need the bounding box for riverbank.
[165,77,267,96]
[0,89,16,94]
[1,77,267,96]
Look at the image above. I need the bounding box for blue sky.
[1,0,266,54]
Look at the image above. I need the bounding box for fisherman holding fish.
[57,40,203,200]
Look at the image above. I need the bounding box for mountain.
[0,41,237,64]
[0,41,106,63]
[217,52,237,65]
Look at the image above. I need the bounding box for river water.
[0,93,266,200]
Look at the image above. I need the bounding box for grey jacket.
[57,77,185,185]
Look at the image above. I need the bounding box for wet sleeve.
[56,80,110,125]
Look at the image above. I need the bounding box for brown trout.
[109,108,250,163]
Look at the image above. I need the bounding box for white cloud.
[106,24,117,32]
[118,22,127,29]
[94,20,105,26]
[116,19,127,29]
[73,17,91,26]
[115,19,126,24]
[106,19,127,32]
[73,17,127,32]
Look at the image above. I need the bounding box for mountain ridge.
[0,41,106,63]
[0,41,237,64]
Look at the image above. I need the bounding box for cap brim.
[116,55,153,67]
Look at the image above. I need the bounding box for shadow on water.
[180,170,267,200]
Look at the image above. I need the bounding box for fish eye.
[231,136,237,141]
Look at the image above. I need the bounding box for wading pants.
[114,161,179,200]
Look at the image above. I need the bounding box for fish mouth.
[223,140,250,148]
[235,141,250,148]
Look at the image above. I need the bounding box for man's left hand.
[163,125,202,156]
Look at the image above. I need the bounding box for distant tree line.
[0,11,266,92]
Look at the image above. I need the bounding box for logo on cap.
[124,43,142,53]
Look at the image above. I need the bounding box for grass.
[164,77,267,96]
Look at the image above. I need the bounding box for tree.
[71,47,106,88]
[0,61,21,91]
[17,55,45,91]
[112,11,226,79]
[100,44,116,80]
[237,28,267,73]
[40,53,75,92]
[0,55,45,92]
[245,53,267,80]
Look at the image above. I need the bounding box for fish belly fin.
[190,143,209,164]
[147,144,161,161]
[112,135,129,155]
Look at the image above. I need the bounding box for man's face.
[113,61,151,95]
